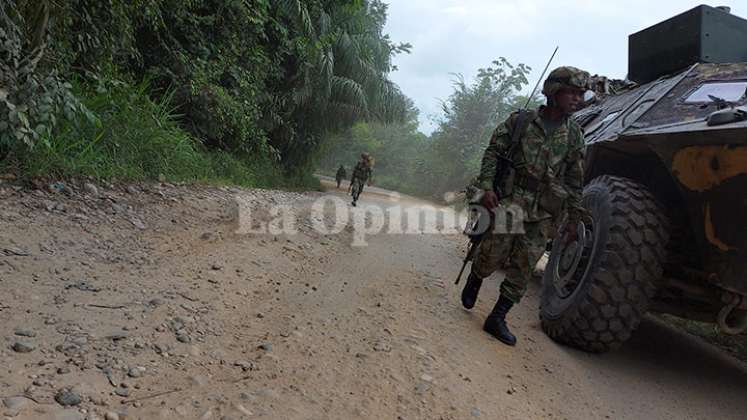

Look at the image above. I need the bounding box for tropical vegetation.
[1,0,539,197]
[0,0,410,188]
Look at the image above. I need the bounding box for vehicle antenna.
[522,46,559,109]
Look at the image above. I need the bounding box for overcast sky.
[383,1,747,134]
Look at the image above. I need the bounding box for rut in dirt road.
[0,180,746,420]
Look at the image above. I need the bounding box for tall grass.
[0,77,320,190]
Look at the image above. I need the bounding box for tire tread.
[541,175,669,353]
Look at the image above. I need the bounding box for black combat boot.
[461,273,483,309]
[483,295,517,346]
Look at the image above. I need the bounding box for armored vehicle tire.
[540,175,669,353]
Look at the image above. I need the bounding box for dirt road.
[1,179,745,419]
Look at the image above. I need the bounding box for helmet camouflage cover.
[542,66,591,97]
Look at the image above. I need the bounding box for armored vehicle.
[540,5,747,352]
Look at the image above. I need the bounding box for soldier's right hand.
[481,190,500,210]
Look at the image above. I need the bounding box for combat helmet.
[542,66,591,97]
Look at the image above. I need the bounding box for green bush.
[8,77,205,180]
[0,2,88,152]
[2,76,299,188]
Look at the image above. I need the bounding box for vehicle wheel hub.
[552,220,594,298]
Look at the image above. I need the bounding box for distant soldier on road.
[335,164,347,188]
[349,153,373,206]
[461,66,591,346]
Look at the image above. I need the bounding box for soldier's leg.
[356,181,364,200]
[485,222,549,345]
[462,231,514,309]
[471,230,514,279]
[351,179,360,205]
[352,181,358,203]
[499,221,548,304]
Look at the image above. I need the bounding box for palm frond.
[299,6,315,38]
[277,0,314,37]
[330,75,368,116]
[277,0,301,18]
[318,10,331,35]
[318,49,334,98]
[293,76,314,106]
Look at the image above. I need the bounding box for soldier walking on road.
[349,153,373,207]
[335,165,347,188]
[461,67,591,346]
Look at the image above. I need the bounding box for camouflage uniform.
[335,165,347,188]
[471,109,586,303]
[350,159,372,203]
[351,161,371,183]
[461,66,590,346]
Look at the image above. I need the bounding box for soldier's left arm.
[563,122,588,224]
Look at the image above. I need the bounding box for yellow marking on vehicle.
[704,203,737,252]
[672,146,747,192]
